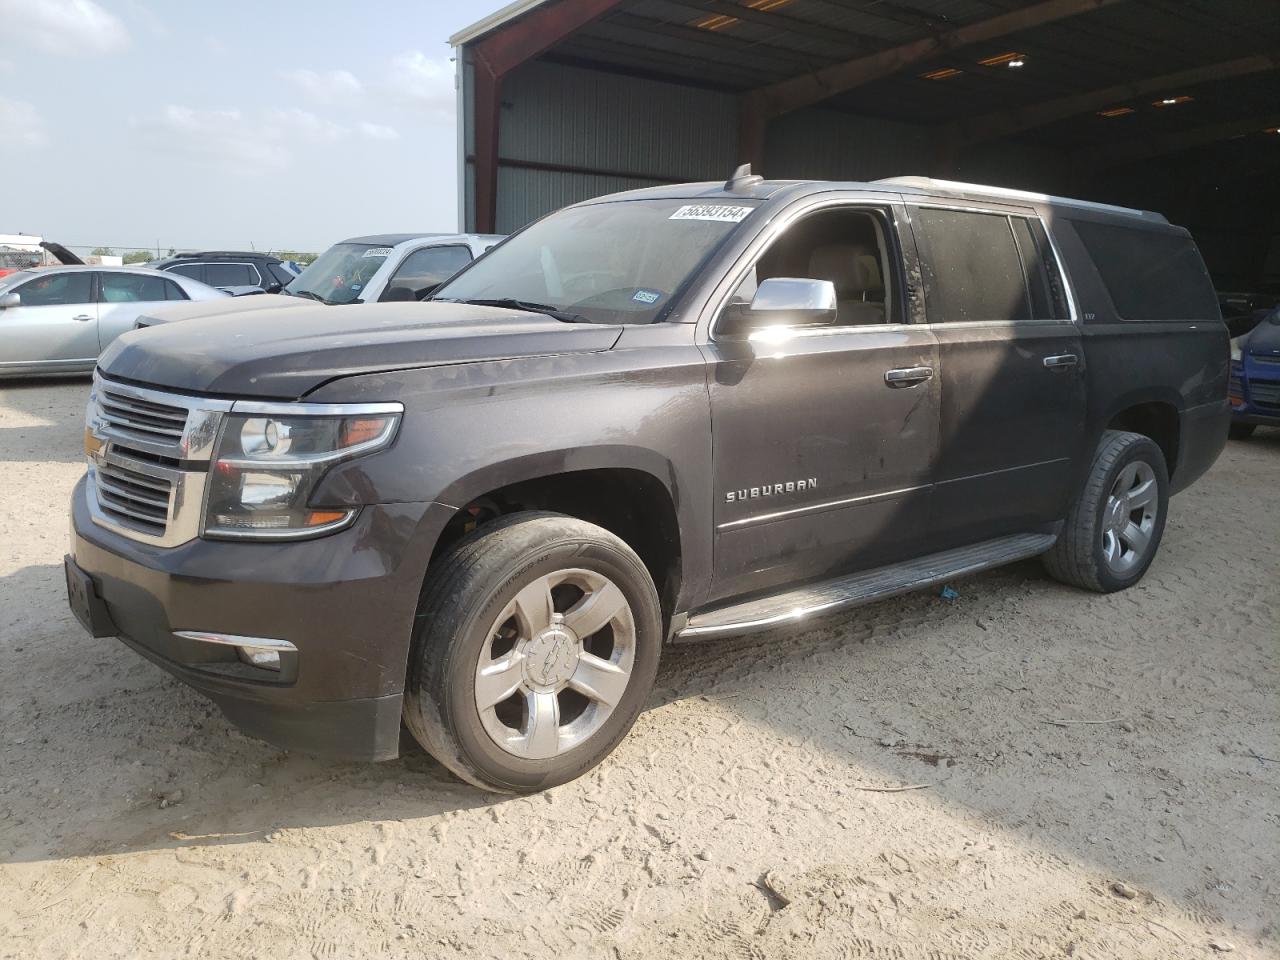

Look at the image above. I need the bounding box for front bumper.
[70,476,452,761]
[1229,360,1280,426]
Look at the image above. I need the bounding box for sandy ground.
[0,377,1276,960]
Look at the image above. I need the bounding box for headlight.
[204,404,401,539]
[1230,338,1242,362]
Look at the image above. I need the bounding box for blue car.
[1230,306,1280,439]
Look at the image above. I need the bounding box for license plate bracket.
[64,555,117,638]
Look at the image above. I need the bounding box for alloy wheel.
[1100,460,1158,574]
[474,568,636,760]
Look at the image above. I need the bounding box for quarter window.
[166,263,203,281]
[13,271,92,307]
[1071,219,1217,321]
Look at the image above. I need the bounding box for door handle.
[884,366,934,388]
[1043,353,1078,370]
[73,314,94,322]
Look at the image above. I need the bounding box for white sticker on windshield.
[362,247,392,258]
[669,204,752,223]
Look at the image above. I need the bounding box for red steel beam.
[470,0,628,231]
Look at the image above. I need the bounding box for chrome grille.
[94,459,173,536]
[1249,378,1280,409]
[98,385,188,445]
[85,374,233,547]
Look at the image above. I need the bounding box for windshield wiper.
[446,297,589,324]
[290,289,329,304]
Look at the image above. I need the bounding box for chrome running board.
[675,532,1057,641]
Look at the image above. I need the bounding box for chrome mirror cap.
[744,277,837,330]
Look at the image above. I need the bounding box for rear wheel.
[1229,422,1256,440]
[1043,430,1169,593]
[404,512,661,793]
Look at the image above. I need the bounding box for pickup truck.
[67,172,1229,793]
[132,232,503,328]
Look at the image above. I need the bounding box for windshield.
[286,242,394,304]
[433,199,761,324]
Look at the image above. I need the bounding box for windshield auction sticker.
[669,204,753,223]
[362,247,392,258]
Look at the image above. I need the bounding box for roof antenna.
[725,163,763,193]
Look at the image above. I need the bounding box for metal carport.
[451,0,1280,292]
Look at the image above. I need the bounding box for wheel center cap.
[524,617,579,688]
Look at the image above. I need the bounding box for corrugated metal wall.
[460,58,1070,233]
[485,60,739,233]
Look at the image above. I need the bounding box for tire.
[1229,422,1256,441]
[403,511,661,793]
[1042,430,1169,593]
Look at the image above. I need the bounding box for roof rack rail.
[874,176,1167,223]
[170,250,280,260]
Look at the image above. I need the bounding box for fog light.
[173,631,295,673]
[237,646,282,671]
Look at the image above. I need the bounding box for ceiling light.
[1097,107,1135,118]
[1267,127,1280,134]
[921,67,963,80]
[1153,95,1193,107]
[978,52,1026,67]
[692,0,792,30]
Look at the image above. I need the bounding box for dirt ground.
[0,378,1276,960]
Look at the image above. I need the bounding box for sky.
[0,0,511,254]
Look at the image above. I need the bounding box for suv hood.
[98,302,624,398]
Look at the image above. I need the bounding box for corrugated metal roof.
[450,0,554,47]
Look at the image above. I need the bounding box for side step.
[675,532,1057,641]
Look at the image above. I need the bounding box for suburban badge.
[725,478,817,503]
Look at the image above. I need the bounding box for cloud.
[386,51,455,121]
[269,108,349,142]
[130,104,369,175]
[358,122,400,142]
[0,0,128,55]
[0,96,48,147]
[132,106,291,175]
[280,68,363,104]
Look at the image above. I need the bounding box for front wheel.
[404,512,661,793]
[1043,430,1169,593]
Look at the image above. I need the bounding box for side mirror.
[724,277,836,336]
[0,292,20,310]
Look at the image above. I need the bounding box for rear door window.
[1071,219,1217,321]
[100,273,171,303]
[203,262,261,287]
[912,207,1032,323]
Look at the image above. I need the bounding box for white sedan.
[0,265,230,378]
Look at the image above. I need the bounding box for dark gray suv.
[67,173,1229,793]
